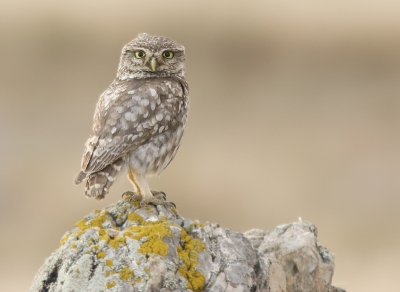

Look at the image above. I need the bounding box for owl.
[74,33,189,206]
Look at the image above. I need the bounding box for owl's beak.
[150,57,157,71]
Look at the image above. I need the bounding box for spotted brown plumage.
[75,33,189,204]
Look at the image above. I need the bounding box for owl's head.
[117,33,186,80]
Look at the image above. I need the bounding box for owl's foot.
[151,191,176,208]
[122,190,175,208]
[151,190,167,201]
[122,191,142,202]
[141,196,176,208]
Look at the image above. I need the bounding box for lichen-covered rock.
[30,198,344,292]
[244,222,345,292]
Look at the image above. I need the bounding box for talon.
[122,191,143,202]
[122,191,134,199]
[122,190,175,208]
[140,197,176,208]
[150,191,176,208]
[151,191,167,201]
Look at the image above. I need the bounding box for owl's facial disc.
[118,34,185,79]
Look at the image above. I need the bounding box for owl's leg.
[127,168,152,200]
[124,168,173,207]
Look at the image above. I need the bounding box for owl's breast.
[128,113,187,176]
[123,77,188,175]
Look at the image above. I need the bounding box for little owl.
[74,33,189,206]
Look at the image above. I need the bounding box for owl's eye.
[134,51,146,59]
[162,51,174,59]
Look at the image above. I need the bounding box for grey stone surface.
[30,198,344,292]
[245,222,345,292]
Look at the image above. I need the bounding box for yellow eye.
[162,51,174,59]
[134,51,146,59]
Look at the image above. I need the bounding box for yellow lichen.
[139,240,168,256]
[105,259,113,267]
[127,212,144,224]
[75,269,80,273]
[59,234,70,246]
[74,218,87,230]
[109,236,126,249]
[119,266,134,281]
[190,222,205,229]
[124,220,172,256]
[87,213,109,228]
[71,211,116,239]
[99,234,110,243]
[106,281,116,289]
[97,251,106,259]
[178,230,206,291]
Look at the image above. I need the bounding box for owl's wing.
[80,78,187,174]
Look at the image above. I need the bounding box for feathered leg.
[123,168,174,206]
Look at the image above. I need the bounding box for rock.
[30,198,344,292]
[245,223,345,292]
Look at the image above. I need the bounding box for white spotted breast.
[80,77,189,175]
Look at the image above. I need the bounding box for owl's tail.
[74,157,125,200]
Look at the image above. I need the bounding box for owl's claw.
[122,191,142,202]
[150,191,176,208]
[140,197,176,208]
[151,190,166,201]
[122,190,176,208]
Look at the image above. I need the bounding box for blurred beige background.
[1,1,399,291]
